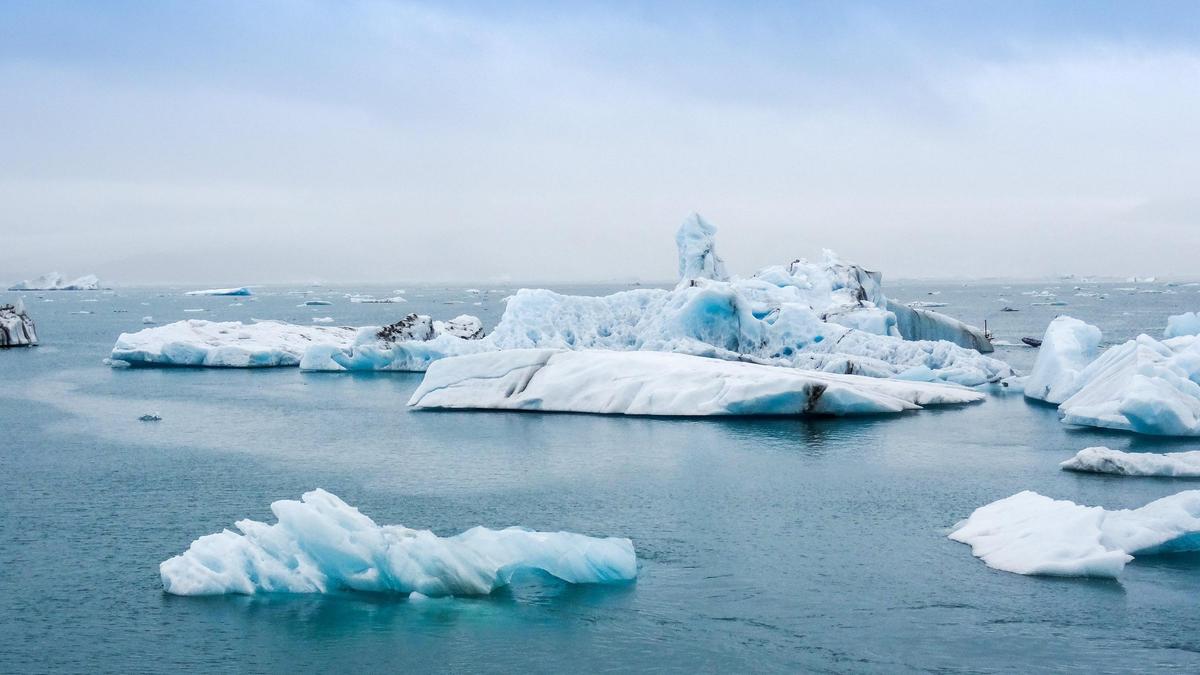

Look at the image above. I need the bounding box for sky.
[2,1,1199,284]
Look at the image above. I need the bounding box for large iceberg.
[9,272,101,291]
[185,286,253,296]
[949,490,1200,578]
[1024,315,1200,436]
[313,215,1007,384]
[1061,446,1200,477]
[111,320,356,367]
[1023,316,1102,404]
[160,489,636,596]
[0,300,38,347]
[408,348,984,416]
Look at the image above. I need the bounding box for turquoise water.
[3,281,1200,673]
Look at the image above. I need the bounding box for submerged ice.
[950,490,1200,578]
[160,489,637,596]
[408,348,984,416]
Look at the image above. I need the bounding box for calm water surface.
[3,280,1200,673]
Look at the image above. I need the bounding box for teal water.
[3,281,1200,673]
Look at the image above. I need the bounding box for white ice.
[160,489,637,596]
[1061,446,1200,477]
[111,319,356,367]
[408,348,983,416]
[184,287,253,296]
[950,490,1200,578]
[1165,312,1200,339]
[1023,316,1102,404]
[299,314,487,372]
[8,272,101,291]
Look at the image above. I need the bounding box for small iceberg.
[1023,317,1101,404]
[408,349,984,416]
[300,314,486,372]
[1061,446,1200,477]
[159,489,637,596]
[139,413,162,422]
[0,300,38,347]
[111,320,357,367]
[1165,312,1200,339]
[9,272,101,291]
[300,300,332,306]
[950,490,1200,578]
[349,295,406,304]
[185,287,253,296]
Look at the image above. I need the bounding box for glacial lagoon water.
[4,280,1200,673]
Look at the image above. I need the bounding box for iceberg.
[299,314,488,372]
[1165,312,1200,339]
[1023,316,1102,404]
[408,348,984,416]
[949,490,1200,578]
[185,287,253,296]
[0,300,38,347]
[1061,446,1200,477]
[111,319,356,367]
[160,489,636,596]
[887,300,994,353]
[9,272,101,291]
[676,213,729,283]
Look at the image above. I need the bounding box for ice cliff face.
[0,300,38,347]
[160,489,637,596]
[9,273,101,291]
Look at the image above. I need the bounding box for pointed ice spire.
[675,213,729,284]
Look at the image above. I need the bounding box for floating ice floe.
[185,287,253,296]
[1165,312,1200,339]
[1024,315,1200,436]
[907,301,948,308]
[1061,446,1200,477]
[0,300,38,347]
[160,489,636,596]
[408,348,983,416]
[950,490,1200,578]
[111,320,357,367]
[348,295,406,304]
[311,317,335,324]
[8,272,101,291]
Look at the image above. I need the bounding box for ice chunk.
[111,320,356,367]
[1165,312,1200,339]
[949,490,1200,578]
[1023,316,1102,404]
[408,349,983,416]
[160,489,636,596]
[887,300,994,353]
[299,314,487,372]
[8,272,101,291]
[184,287,253,296]
[0,300,38,347]
[139,413,162,422]
[675,213,729,284]
[1061,446,1200,477]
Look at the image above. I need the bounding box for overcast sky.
[3,1,1199,284]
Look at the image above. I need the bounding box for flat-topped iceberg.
[185,286,253,296]
[408,349,984,416]
[0,300,38,347]
[112,320,356,367]
[9,272,101,291]
[1062,446,1200,477]
[1024,315,1200,436]
[160,489,637,596]
[950,490,1200,578]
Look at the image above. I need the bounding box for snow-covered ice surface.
[408,349,983,416]
[1023,316,1102,404]
[1062,446,1200,477]
[949,490,1200,578]
[160,489,637,596]
[9,272,101,291]
[185,287,253,296]
[111,320,356,367]
[0,299,38,347]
